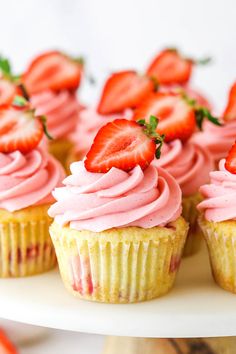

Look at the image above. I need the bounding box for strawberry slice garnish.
[0,329,18,354]
[97,70,155,114]
[133,92,221,142]
[146,48,211,85]
[146,49,192,85]
[22,51,83,94]
[0,56,20,107]
[0,78,16,107]
[133,92,196,142]
[223,82,236,121]
[0,103,46,153]
[225,141,236,174]
[85,117,164,172]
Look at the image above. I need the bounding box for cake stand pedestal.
[0,245,236,353]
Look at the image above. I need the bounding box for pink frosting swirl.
[72,107,133,155]
[31,90,80,139]
[48,161,182,232]
[192,120,236,162]
[198,159,236,222]
[153,140,214,197]
[0,148,65,212]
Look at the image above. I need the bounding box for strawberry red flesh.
[223,82,236,121]
[0,108,44,153]
[225,142,236,174]
[146,49,192,85]
[85,119,157,172]
[0,329,18,354]
[0,78,16,107]
[133,92,196,142]
[22,51,83,94]
[97,71,155,114]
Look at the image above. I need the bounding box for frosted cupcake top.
[0,147,64,212]
[192,119,236,163]
[31,90,80,140]
[48,161,182,232]
[71,107,132,156]
[153,139,214,197]
[198,159,236,222]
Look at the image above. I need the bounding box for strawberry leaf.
[194,57,212,65]
[181,91,221,129]
[195,107,222,130]
[0,56,11,77]
[12,95,29,108]
[39,115,53,140]
[150,115,158,130]
[137,115,165,159]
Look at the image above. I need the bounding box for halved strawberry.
[223,82,236,121]
[146,49,193,85]
[0,106,44,153]
[97,71,155,114]
[0,329,18,354]
[85,117,164,172]
[22,51,83,94]
[225,142,236,174]
[0,78,16,107]
[133,92,196,142]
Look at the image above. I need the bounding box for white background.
[0,0,235,353]
[0,0,235,110]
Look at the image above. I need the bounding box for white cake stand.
[0,245,236,353]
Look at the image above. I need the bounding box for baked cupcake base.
[199,214,236,293]
[50,217,188,303]
[49,139,74,169]
[65,149,85,174]
[182,192,203,257]
[0,204,56,277]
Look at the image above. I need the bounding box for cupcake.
[66,70,155,167]
[132,92,217,256]
[22,51,84,167]
[192,81,236,165]
[49,117,188,303]
[0,103,64,277]
[154,140,214,256]
[198,143,236,293]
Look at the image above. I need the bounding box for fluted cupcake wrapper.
[182,193,203,257]
[199,214,236,293]
[0,205,56,277]
[50,217,188,304]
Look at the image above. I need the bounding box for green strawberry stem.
[181,91,222,129]
[137,115,165,159]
